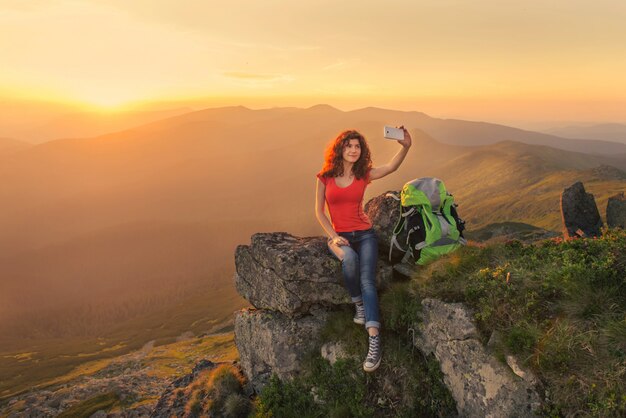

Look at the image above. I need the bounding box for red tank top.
[317,170,372,232]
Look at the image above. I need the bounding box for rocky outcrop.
[415,298,541,418]
[560,181,603,239]
[234,231,393,393]
[235,233,392,315]
[607,192,626,229]
[235,308,329,392]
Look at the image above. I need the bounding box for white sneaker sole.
[353,318,365,325]
[363,355,382,372]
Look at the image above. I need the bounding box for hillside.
[254,229,625,418]
[0,330,239,414]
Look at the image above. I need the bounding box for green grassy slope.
[256,229,626,418]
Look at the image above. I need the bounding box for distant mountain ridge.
[543,122,626,144]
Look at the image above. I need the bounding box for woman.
[315,127,412,372]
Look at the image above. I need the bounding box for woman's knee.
[341,246,359,264]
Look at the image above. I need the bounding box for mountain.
[0,98,192,144]
[0,137,30,158]
[344,106,626,155]
[543,123,626,144]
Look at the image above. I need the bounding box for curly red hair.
[318,130,372,180]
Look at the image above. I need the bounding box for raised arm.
[369,126,412,181]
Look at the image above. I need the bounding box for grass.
[152,363,251,417]
[416,228,626,417]
[56,392,120,418]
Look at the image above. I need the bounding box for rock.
[505,355,538,386]
[89,411,108,418]
[235,232,391,315]
[607,192,626,228]
[487,330,503,350]
[364,191,402,260]
[415,298,541,418]
[560,182,603,239]
[234,308,328,393]
[151,360,219,417]
[375,259,394,290]
[393,261,421,280]
[320,341,349,365]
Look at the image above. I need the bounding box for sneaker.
[363,334,382,372]
[353,303,365,325]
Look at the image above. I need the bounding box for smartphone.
[383,126,405,140]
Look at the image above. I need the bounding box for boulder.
[607,192,626,229]
[234,308,328,393]
[415,298,541,418]
[235,232,392,315]
[560,182,602,239]
[364,191,401,259]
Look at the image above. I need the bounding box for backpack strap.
[386,192,401,201]
[389,233,408,262]
[387,192,407,262]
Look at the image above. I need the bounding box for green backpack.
[388,177,467,265]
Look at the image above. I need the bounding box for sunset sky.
[2,0,626,125]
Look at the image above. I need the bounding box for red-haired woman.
[315,127,412,372]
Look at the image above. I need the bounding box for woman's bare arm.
[370,126,412,181]
[315,179,338,239]
[315,179,350,247]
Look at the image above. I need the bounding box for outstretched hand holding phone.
[396,125,412,148]
[384,125,412,148]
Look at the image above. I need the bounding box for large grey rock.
[415,298,541,418]
[560,182,603,239]
[235,232,392,315]
[234,308,328,393]
[607,192,626,229]
[364,191,401,260]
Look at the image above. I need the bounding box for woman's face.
[342,138,361,164]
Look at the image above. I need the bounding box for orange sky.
[1,0,626,124]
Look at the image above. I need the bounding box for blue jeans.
[327,228,381,329]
